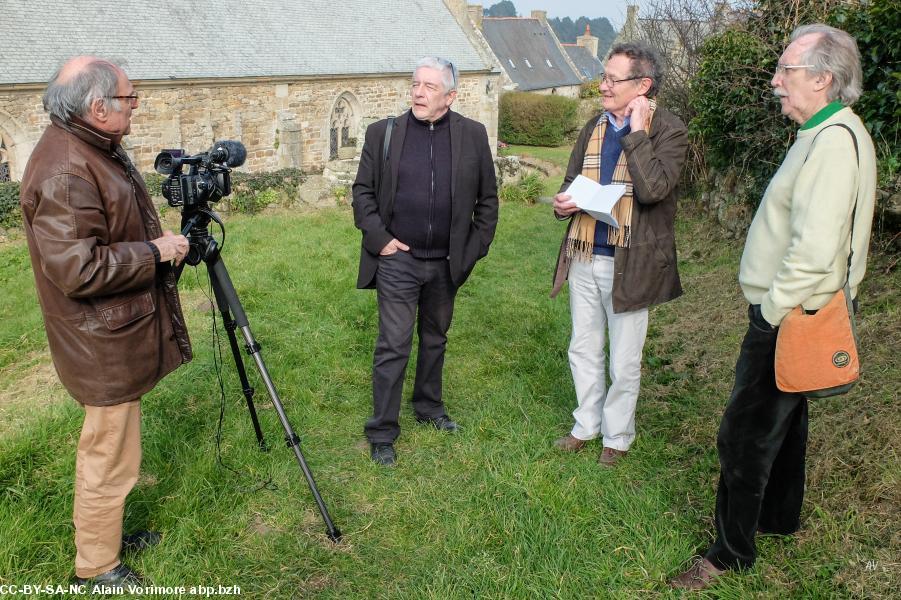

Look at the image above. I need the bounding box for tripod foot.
[327,528,342,543]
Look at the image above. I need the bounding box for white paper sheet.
[563,175,626,228]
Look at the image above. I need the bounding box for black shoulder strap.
[382,116,396,165]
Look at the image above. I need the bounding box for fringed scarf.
[565,99,656,262]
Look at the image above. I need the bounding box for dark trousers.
[705,305,808,571]
[365,251,457,444]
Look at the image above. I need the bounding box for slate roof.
[563,45,603,81]
[481,18,582,91]
[0,0,493,85]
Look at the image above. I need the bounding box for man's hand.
[625,96,651,132]
[553,193,580,218]
[379,238,410,256]
[149,230,189,265]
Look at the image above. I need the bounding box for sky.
[507,1,649,29]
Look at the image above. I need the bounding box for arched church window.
[329,94,359,161]
[0,139,9,182]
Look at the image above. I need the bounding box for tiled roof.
[0,0,493,85]
[563,45,603,81]
[481,18,582,91]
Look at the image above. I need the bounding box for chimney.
[531,10,547,24]
[577,23,599,58]
[626,5,639,22]
[467,4,483,29]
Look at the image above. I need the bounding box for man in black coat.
[352,56,498,466]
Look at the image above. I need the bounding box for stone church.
[0,0,499,182]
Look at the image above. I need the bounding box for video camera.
[154,141,247,209]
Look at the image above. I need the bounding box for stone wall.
[0,72,499,181]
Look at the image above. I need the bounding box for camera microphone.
[209,140,247,167]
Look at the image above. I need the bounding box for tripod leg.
[207,255,342,542]
[209,275,269,452]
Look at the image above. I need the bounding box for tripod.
[176,208,341,542]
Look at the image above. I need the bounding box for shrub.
[499,92,579,146]
[831,0,900,189]
[689,28,791,198]
[579,80,601,98]
[499,172,544,205]
[142,168,305,216]
[689,0,898,207]
[0,181,22,229]
[141,172,166,197]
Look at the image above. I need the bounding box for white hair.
[42,59,122,122]
[414,57,458,92]
[791,24,863,104]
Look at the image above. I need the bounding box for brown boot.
[553,434,586,452]
[598,446,627,467]
[669,557,725,590]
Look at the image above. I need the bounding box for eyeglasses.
[107,93,139,106]
[437,58,457,90]
[600,74,647,88]
[774,64,815,74]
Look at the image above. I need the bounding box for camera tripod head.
[173,207,225,283]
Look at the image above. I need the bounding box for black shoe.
[122,530,161,554]
[370,443,396,466]
[416,415,459,432]
[75,562,144,586]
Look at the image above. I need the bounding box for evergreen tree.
[484,1,516,17]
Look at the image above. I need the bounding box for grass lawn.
[499,144,573,169]
[0,202,898,598]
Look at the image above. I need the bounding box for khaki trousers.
[73,399,142,578]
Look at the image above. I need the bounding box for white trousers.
[567,256,648,450]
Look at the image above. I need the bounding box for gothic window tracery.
[329,94,358,160]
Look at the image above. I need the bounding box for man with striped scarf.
[551,43,688,466]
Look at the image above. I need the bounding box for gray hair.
[414,56,458,92]
[42,59,122,122]
[791,24,862,104]
[608,42,664,97]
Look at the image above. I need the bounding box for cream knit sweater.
[739,107,877,326]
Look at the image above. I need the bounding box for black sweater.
[389,111,452,258]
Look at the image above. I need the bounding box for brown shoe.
[598,446,627,467]
[553,434,587,452]
[669,557,725,590]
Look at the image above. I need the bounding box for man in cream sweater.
[671,24,877,589]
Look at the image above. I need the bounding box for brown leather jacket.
[20,117,191,406]
[551,107,688,313]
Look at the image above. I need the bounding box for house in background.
[478,10,585,97]
[562,25,604,81]
[0,0,499,181]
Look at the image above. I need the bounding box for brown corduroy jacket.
[551,107,688,313]
[20,117,191,405]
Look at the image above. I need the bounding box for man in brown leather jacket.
[551,43,687,467]
[19,56,192,586]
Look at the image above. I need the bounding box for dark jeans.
[365,251,457,444]
[705,305,808,571]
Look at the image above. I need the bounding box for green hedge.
[690,0,900,202]
[832,0,900,189]
[499,92,579,146]
[0,181,21,229]
[0,168,307,229]
[144,168,306,215]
